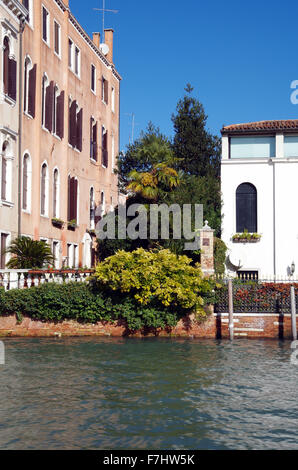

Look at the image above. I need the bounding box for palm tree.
[4,236,55,269]
[127,163,180,201]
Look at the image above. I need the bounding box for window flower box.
[87,228,97,237]
[67,219,77,230]
[52,218,64,228]
[232,232,261,243]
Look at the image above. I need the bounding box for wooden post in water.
[290,286,297,341]
[228,279,234,340]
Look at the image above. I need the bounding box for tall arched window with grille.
[1,143,8,201]
[236,183,257,233]
[22,153,31,211]
[40,162,48,216]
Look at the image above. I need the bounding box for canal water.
[0,338,297,450]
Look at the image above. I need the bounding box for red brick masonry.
[0,313,296,339]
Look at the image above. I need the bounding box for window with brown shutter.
[76,108,83,151]
[93,122,97,160]
[8,58,17,101]
[41,163,47,215]
[54,21,60,56]
[69,100,77,147]
[28,64,36,118]
[45,81,54,132]
[3,37,9,96]
[23,59,28,112]
[42,7,48,43]
[0,234,8,269]
[67,176,78,222]
[102,128,108,167]
[56,91,64,139]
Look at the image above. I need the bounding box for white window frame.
[52,167,60,218]
[22,151,32,213]
[0,139,13,205]
[0,231,11,269]
[91,64,96,94]
[41,4,50,46]
[40,161,49,217]
[23,55,33,116]
[41,73,49,129]
[52,240,60,268]
[53,20,61,58]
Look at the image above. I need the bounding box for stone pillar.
[200,220,214,276]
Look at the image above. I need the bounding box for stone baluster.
[27,274,32,288]
[19,273,25,289]
[33,274,39,287]
[3,273,9,291]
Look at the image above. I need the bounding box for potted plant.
[52,217,64,228]
[232,229,261,243]
[67,219,77,230]
[87,228,97,237]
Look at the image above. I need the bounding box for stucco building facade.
[19,0,121,268]
[221,120,298,279]
[0,0,27,268]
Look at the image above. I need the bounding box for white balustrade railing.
[0,269,94,291]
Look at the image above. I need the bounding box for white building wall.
[222,146,298,278]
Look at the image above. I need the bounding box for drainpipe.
[17,18,26,238]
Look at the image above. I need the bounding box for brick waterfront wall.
[0,313,297,338]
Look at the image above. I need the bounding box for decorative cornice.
[2,0,28,22]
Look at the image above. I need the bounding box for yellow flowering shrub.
[94,248,216,316]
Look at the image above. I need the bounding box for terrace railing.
[214,277,298,314]
[0,269,94,291]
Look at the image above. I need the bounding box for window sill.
[53,133,62,142]
[22,209,31,215]
[24,111,34,120]
[90,158,98,165]
[40,214,49,219]
[3,94,16,107]
[1,200,13,208]
[41,125,51,134]
[42,38,50,49]
[91,89,96,96]
[54,51,61,60]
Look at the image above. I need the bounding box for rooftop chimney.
[104,29,114,63]
[92,32,100,49]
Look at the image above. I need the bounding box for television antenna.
[125,113,138,144]
[93,0,118,43]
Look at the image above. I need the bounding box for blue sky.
[70,0,298,151]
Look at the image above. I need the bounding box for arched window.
[3,37,9,96]
[22,153,31,211]
[23,56,36,117]
[236,183,257,233]
[53,168,59,218]
[3,36,16,101]
[41,74,48,127]
[40,162,48,216]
